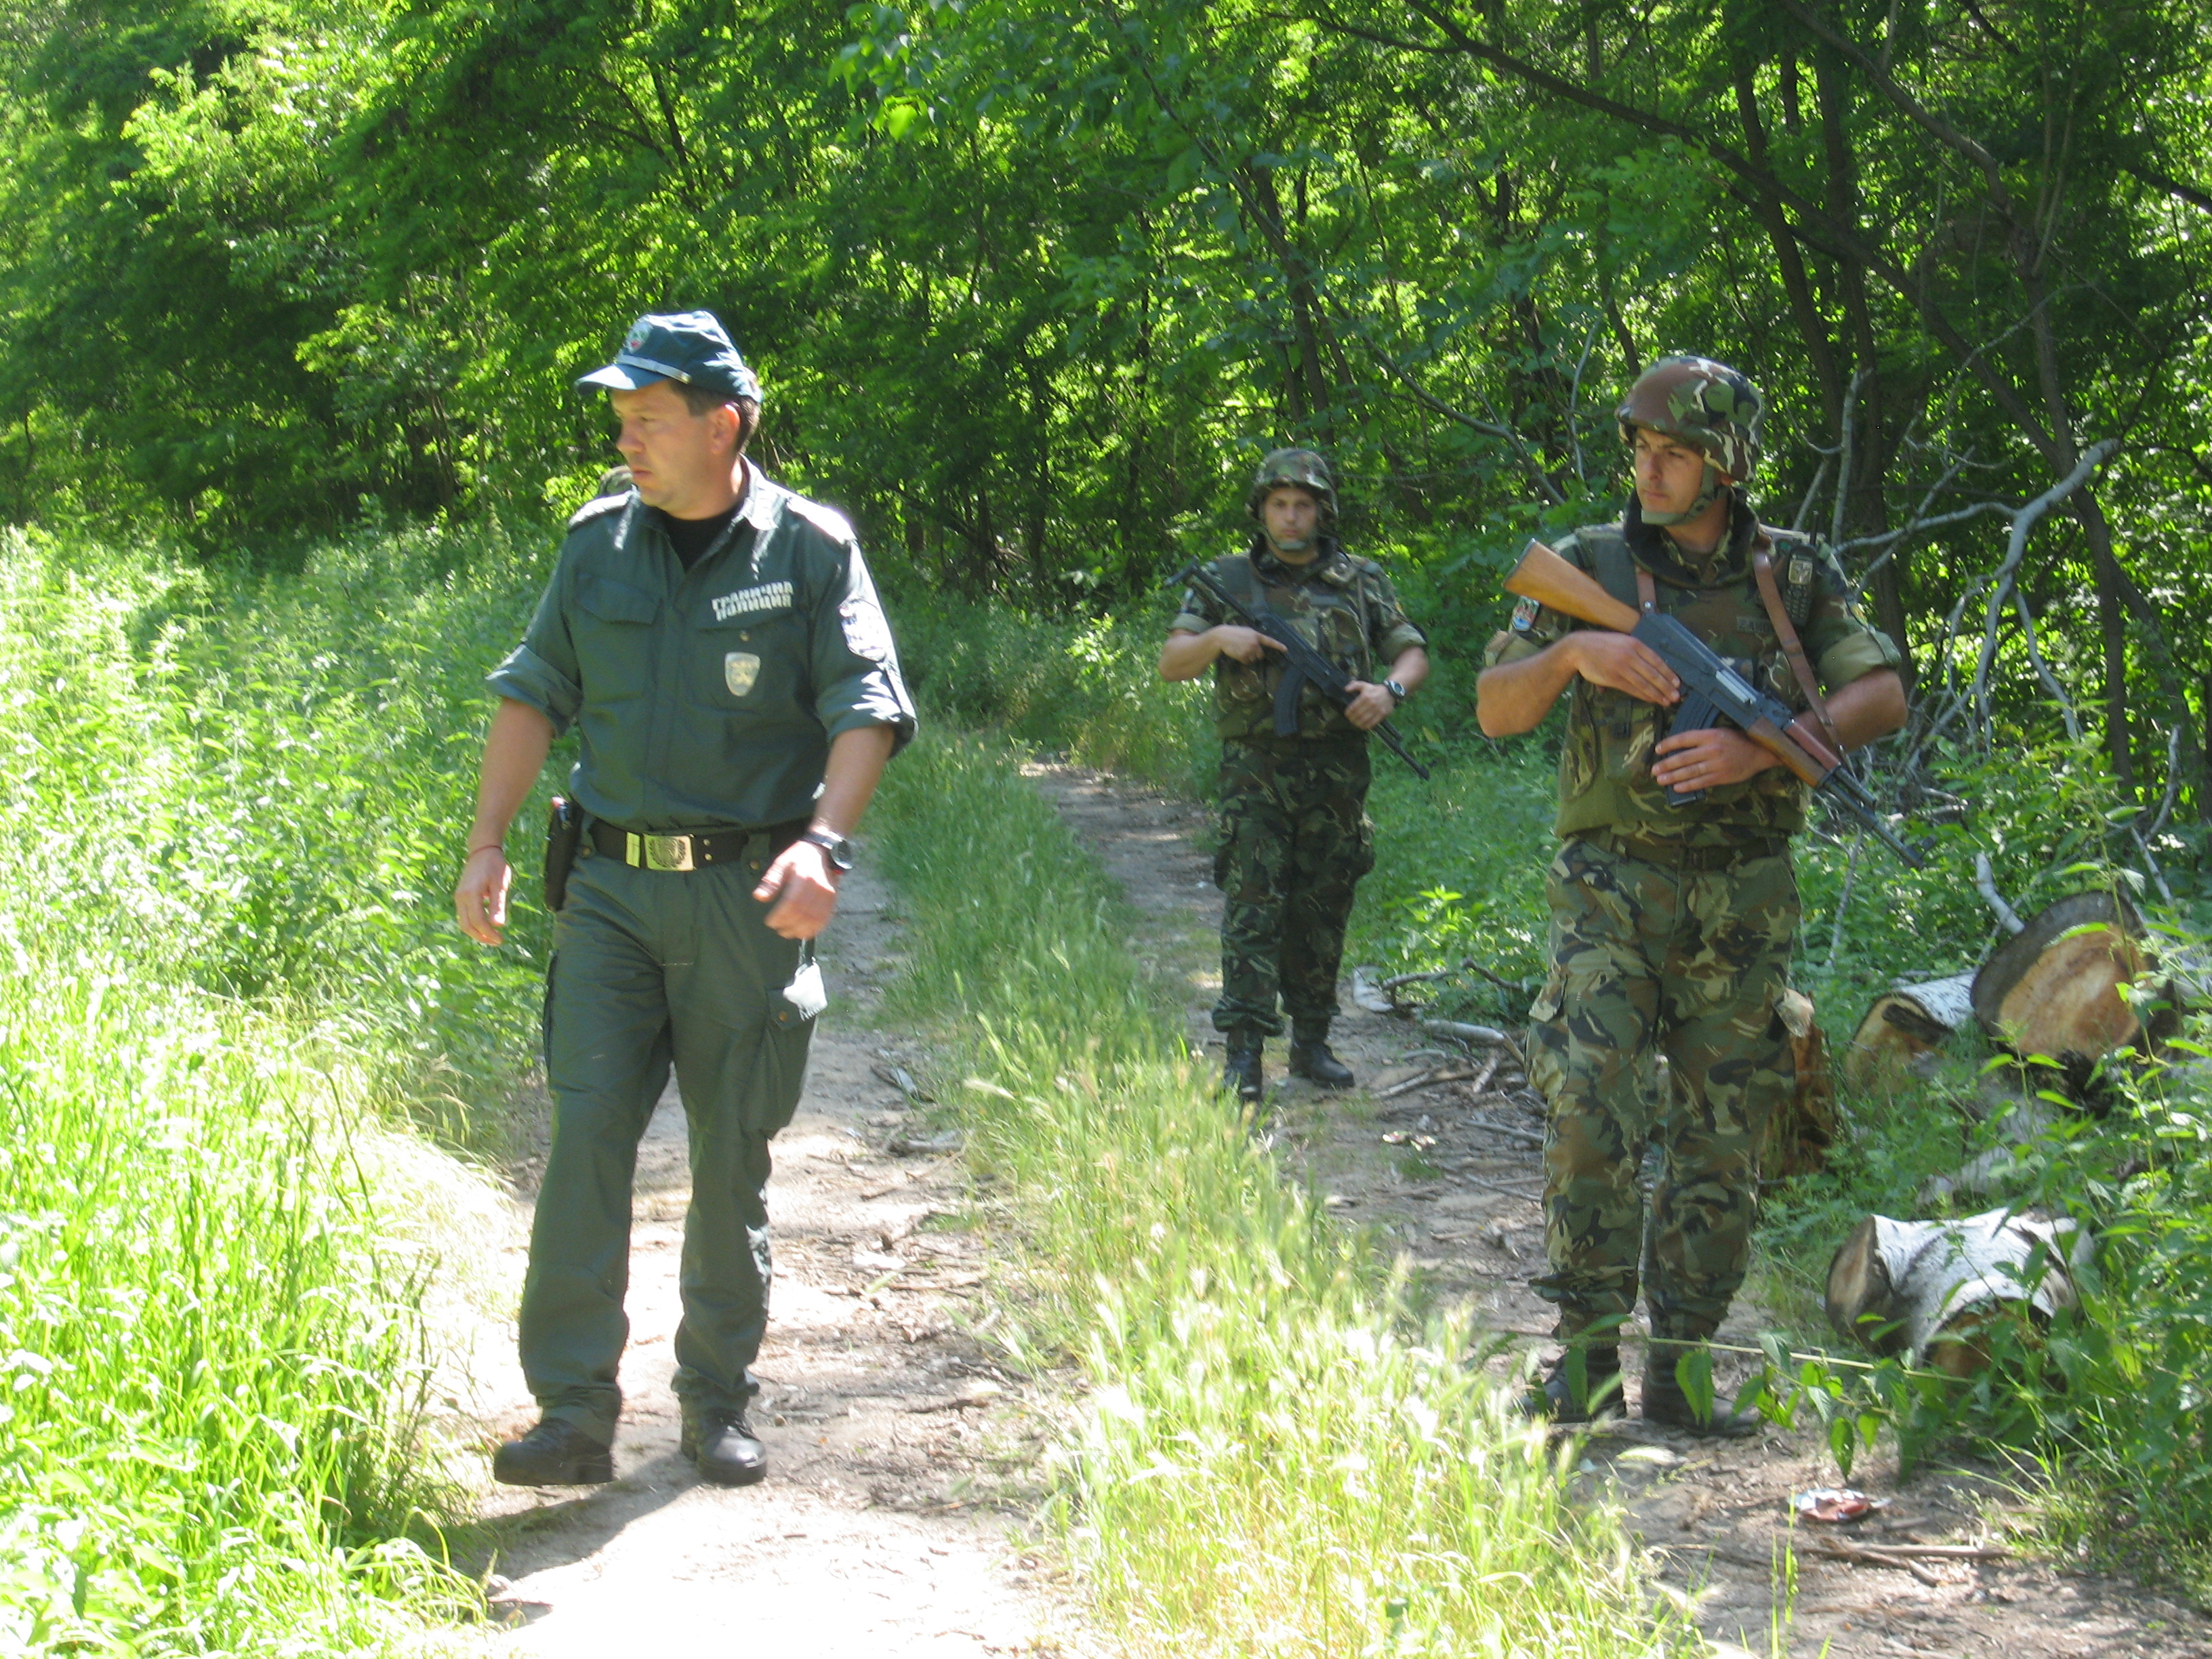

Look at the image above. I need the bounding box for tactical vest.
[1208,549,1380,742]
[1555,523,1820,844]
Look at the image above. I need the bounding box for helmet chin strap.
[1266,530,1318,556]
[1641,459,1724,527]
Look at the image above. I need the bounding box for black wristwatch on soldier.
[1382,678,1409,707]
[799,827,857,873]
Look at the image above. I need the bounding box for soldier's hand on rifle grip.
[1652,726,1777,792]
[1212,625,1286,664]
[1567,632,1681,706]
[1341,680,1397,731]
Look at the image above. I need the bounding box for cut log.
[1971,892,2147,1066]
[1824,1208,2092,1378]
[1843,971,1975,1092]
[1759,988,1837,1181]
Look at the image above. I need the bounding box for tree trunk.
[1825,1208,2090,1376]
[1970,890,2148,1068]
[1843,970,1975,1091]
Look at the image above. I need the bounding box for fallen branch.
[1974,853,2027,935]
[1420,1019,1511,1045]
[1465,1114,1545,1149]
[1809,1536,1941,1586]
[1377,1067,1475,1099]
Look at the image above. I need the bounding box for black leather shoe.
[1519,1347,1622,1424]
[682,1408,768,1487]
[1641,1344,1760,1437]
[1286,1038,1354,1088]
[492,1418,614,1486]
[1223,1040,1264,1104]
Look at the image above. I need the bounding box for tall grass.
[0,524,550,1652]
[872,732,1685,1657]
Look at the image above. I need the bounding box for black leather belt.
[1584,830,1788,872]
[586,818,808,872]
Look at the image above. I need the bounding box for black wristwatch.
[799,827,857,872]
[1382,678,1409,707]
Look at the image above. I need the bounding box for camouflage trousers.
[1526,834,1799,1340]
[1212,737,1374,1037]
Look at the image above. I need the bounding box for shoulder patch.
[1511,594,1541,632]
[567,491,629,531]
[785,494,856,543]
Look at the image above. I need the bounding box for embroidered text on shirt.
[710,581,794,622]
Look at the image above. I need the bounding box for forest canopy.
[2,0,2209,813]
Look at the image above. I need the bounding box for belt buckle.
[629,832,695,872]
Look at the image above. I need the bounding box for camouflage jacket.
[1483,496,1899,845]
[1172,540,1427,741]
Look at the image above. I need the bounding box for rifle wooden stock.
[1503,539,1642,633]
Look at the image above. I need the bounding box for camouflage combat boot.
[1286,1022,1354,1088]
[1641,1332,1760,1437]
[1223,1033,1265,1103]
[1519,1345,1623,1425]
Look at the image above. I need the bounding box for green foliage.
[893,590,1221,794]
[0,524,559,1651]
[869,731,1692,1656]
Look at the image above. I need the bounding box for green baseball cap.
[576,310,764,402]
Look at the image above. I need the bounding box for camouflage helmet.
[1615,356,1763,481]
[1246,447,1338,524]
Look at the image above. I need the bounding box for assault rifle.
[1503,539,1922,868]
[1170,561,1431,779]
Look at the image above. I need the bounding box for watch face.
[806,830,857,871]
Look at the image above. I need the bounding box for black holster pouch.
[543,796,583,913]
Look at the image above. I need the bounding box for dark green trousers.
[525,844,817,1443]
[1211,736,1375,1037]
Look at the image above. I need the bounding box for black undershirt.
[656,504,741,571]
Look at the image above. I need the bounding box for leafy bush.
[0,523,558,1652]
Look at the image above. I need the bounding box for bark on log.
[1843,971,1975,1091]
[1971,892,2147,1065]
[1760,988,1838,1181]
[1824,1208,2091,1378]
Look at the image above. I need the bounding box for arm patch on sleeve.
[1511,594,1541,632]
[840,596,895,663]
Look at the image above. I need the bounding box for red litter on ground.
[1793,1487,1886,1523]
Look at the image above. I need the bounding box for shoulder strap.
[1582,526,1641,612]
[1225,553,1267,609]
[1753,535,1838,746]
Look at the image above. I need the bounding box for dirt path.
[448,862,1088,1658]
[1028,761,2212,1659]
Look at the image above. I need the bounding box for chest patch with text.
[710,580,793,622]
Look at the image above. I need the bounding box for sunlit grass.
[873,732,1688,1656]
[0,526,539,1652]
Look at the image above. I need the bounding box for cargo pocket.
[747,948,825,1136]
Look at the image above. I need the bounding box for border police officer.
[1162,449,1430,1102]
[455,312,916,1486]
[1477,358,1905,1432]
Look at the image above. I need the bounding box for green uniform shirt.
[1170,542,1427,741]
[489,462,918,832]
[1483,504,1898,845]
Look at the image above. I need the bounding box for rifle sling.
[1750,541,1839,750]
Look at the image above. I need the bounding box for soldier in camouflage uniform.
[1162,450,1430,1102]
[1477,358,1906,1433]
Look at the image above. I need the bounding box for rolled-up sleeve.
[1364,567,1427,659]
[487,563,583,735]
[809,540,918,752]
[1804,546,1903,691]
